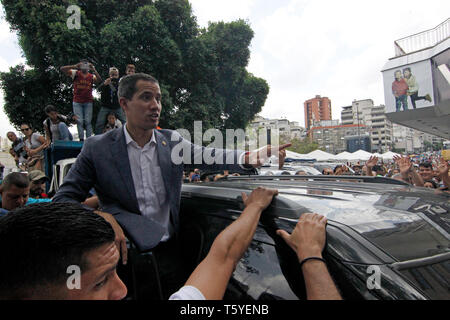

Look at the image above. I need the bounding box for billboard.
[383,60,434,113]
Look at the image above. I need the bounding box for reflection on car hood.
[182,180,450,262]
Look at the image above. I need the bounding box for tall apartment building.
[0,136,12,152]
[304,95,332,132]
[341,99,393,153]
[249,116,306,141]
[392,124,424,153]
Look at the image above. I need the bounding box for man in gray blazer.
[53,73,289,298]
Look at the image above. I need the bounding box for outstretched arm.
[363,156,378,176]
[277,213,342,300]
[60,63,80,77]
[394,156,424,186]
[182,187,278,300]
[437,158,450,189]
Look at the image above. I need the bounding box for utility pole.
[356,102,361,150]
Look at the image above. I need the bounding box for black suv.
[119,174,449,300]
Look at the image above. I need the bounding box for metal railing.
[394,18,450,56]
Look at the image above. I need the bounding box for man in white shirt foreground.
[0,189,341,300]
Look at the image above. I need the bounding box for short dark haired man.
[0,202,127,299]
[28,170,50,199]
[418,162,435,182]
[371,165,385,177]
[54,72,290,298]
[0,172,30,216]
[352,165,362,176]
[423,180,438,189]
[1,190,340,300]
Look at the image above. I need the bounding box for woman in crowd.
[20,123,48,172]
[103,112,123,133]
[43,105,76,143]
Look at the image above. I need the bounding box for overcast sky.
[1,0,449,137]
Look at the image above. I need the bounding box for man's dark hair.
[0,202,115,299]
[333,165,343,173]
[424,180,438,188]
[20,122,33,129]
[372,165,383,172]
[1,172,30,192]
[118,73,159,100]
[44,105,58,114]
[403,67,411,73]
[419,162,433,169]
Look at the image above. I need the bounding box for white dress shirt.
[124,125,173,242]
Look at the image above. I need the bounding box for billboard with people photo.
[383,60,434,113]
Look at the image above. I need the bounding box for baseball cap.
[28,170,49,182]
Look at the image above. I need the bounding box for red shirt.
[392,78,408,96]
[72,70,95,103]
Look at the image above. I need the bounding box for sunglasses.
[21,128,31,132]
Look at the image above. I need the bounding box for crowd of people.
[1,72,343,301]
[183,152,450,193]
[360,153,449,191]
[6,61,137,172]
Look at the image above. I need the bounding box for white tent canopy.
[372,152,382,158]
[380,151,401,160]
[334,151,352,160]
[306,149,336,161]
[346,149,373,161]
[285,150,313,160]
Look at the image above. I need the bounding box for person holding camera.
[95,67,126,134]
[60,60,102,141]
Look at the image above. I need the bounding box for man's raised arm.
[277,213,342,300]
[179,187,278,300]
[60,63,80,77]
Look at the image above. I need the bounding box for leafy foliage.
[281,136,322,154]
[0,0,269,135]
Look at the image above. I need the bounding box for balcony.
[394,18,449,56]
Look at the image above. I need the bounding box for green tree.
[281,137,321,154]
[0,0,269,135]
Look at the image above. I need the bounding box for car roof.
[182,176,450,263]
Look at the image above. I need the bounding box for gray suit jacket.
[53,128,250,251]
